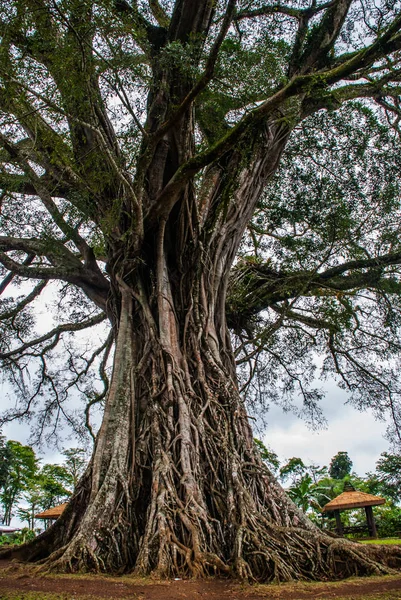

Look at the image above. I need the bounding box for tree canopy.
[368,451,401,503]
[1,0,401,447]
[329,451,353,479]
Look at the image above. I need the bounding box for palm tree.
[288,475,331,514]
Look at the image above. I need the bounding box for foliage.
[371,453,401,504]
[38,464,72,510]
[12,527,36,545]
[0,441,39,525]
[287,474,331,513]
[254,439,280,473]
[329,452,353,480]
[0,534,11,545]
[374,506,401,538]
[16,463,72,530]
[0,527,36,547]
[16,483,44,530]
[279,457,328,485]
[279,457,308,484]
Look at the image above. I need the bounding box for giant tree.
[2,0,401,581]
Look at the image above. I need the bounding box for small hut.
[322,483,385,538]
[35,502,67,527]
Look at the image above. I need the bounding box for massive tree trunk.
[8,272,401,578]
[4,122,401,581]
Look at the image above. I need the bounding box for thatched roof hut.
[322,489,386,513]
[35,502,67,521]
[322,484,385,538]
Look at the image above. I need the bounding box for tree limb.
[0,312,107,360]
[227,252,401,326]
[152,0,237,141]
[0,240,110,313]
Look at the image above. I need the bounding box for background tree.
[329,452,353,480]
[16,464,72,530]
[254,439,280,474]
[366,452,401,505]
[38,463,72,510]
[279,457,308,484]
[17,483,43,531]
[0,435,86,529]
[0,432,11,494]
[0,441,38,525]
[1,0,401,581]
[60,449,87,491]
[287,474,331,514]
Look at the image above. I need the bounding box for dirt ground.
[1,559,401,600]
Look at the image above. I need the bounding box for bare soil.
[0,559,401,599]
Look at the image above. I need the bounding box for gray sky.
[264,395,388,476]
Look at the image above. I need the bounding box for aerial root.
[3,511,401,582]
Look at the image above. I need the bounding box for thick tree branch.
[0,253,35,295]
[227,252,401,326]
[270,304,337,331]
[0,171,71,199]
[0,239,110,313]
[114,0,165,54]
[152,0,237,141]
[148,0,170,28]
[324,16,401,84]
[0,236,82,268]
[0,281,47,321]
[296,0,353,74]
[0,77,142,232]
[319,253,401,279]
[168,0,215,45]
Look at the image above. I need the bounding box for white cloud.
[264,401,388,475]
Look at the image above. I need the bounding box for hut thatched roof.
[322,490,385,513]
[35,502,68,520]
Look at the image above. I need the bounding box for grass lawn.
[359,538,401,545]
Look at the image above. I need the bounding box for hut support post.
[365,505,378,538]
[334,510,344,536]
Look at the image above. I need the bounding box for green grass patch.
[359,538,401,545]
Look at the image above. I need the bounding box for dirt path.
[1,560,401,599]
